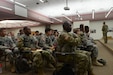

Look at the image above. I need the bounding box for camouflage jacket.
[39,34,53,50]
[57,31,81,52]
[0,36,16,50]
[17,34,40,51]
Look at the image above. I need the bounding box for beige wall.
[6,20,113,40]
[6,25,46,37]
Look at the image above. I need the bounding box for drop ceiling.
[1,0,113,28]
[14,0,113,17]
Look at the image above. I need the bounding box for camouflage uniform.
[102,24,108,43]
[17,34,56,69]
[35,35,41,44]
[57,30,92,74]
[0,36,19,64]
[39,34,54,53]
[83,33,98,59]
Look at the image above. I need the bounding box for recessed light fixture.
[62,14,72,22]
[92,9,95,19]
[51,17,62,22]
[39,0,48,3]
[105,7,113,18]
[76,11,81,17]
[0,6,12,11]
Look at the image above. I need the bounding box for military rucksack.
[15,55,30,73]
[53,64,75,75]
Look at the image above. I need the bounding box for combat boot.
[92,58,103,66]
[10,64,15,73]
[37,69,45,75]
[88,70,95,75]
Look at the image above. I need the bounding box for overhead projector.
[64,7,70,10]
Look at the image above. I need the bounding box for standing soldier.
[102,22,108,43]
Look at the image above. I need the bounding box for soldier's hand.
[65,36,69,40]
[50,46,55,51]
[31,48,36,51]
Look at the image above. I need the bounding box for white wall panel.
[15,5,27,17]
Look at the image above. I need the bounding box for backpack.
[53,64,75,75]
[15,55,30,73]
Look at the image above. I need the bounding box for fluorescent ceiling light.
[105,7,113,18]
[0,20,25,23]
[9,0,14,2]
[76,11,81,17]
[15,1,26,7]
[40,0,45,3]
[80,17,83,20]
[92,10,95,19]
[40,0,48,3]
[0,6,12,11]
[62,14,72,22]
[51,17,62,22]
[8,0,26,7]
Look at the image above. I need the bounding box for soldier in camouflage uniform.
[39,28,55,53]
[57,21,94,75]
[0,28,19,72]
[17,27,56,75]
[102,22,108,43]
[35,30,40,42]
[73,28,103,66]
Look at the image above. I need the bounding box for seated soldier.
[0,28,19,73]
[39,28,55,53]
[74,26,103,66]
[56,21,94,75]
[17,26,56,75]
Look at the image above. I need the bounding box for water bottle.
[0,63,2,73]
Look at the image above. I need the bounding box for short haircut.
[45,28,52,33]
[0,28,5,32]
[35,31,39,33]
[103,22,105,24]
[23,26,28,31]
[63,21,70,28]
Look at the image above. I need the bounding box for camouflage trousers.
[5,48,19,64]
[32,50,56,69]
[55,50,92,74]
[103,33,108,43]
[75,50,92,74]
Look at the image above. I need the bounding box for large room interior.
[0,0,113,75]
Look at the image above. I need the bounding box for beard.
[66,27,72,32]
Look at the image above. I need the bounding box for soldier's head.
[23,26,31,36]
[19,29,24,35]
[73,28,80,34]
[80,24,85,32]
[85,26,89,33]
[45,28,52,36]
[0,28,7,37]
[103,22,106,25]
[63,21,72,32]
[35,31,39,36]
